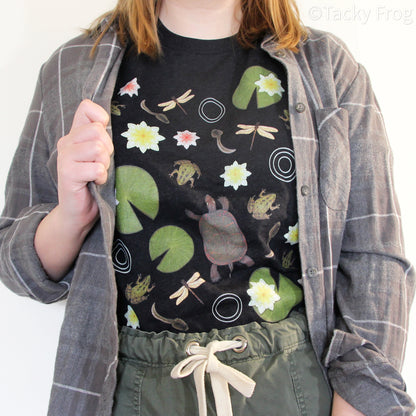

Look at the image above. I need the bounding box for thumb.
[71,99,109,130]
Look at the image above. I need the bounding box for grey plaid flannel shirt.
[0,25,414,416]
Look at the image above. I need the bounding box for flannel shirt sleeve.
[0,66,72,303]
[323,63,415,415]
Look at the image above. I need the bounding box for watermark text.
[309,5,414,25]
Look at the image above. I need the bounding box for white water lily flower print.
[124,305,140,329]
[220,161,251,190]
[255,73,285,97]
[121,121,166,153]
[173,130,200,149]
[118,77,140,97]
[247,278,280,314]
[284,222,299,245]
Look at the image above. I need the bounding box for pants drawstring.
[171,339,256,416]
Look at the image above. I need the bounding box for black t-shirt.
[111,23,303,333]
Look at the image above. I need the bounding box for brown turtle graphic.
[186,195,254,282]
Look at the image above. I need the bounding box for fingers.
[57,100,114,191]
[71,99,109,130]
[68,99,113,154]
[57,139,111,186]
[55,100,112,220]
[71,141,111,168]
[60,161,109,186]
[67,121,114,155]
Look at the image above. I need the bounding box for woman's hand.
[34,100,113,281]
[56,99,114,228]
[332,392,365,416]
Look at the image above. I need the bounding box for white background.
[0,1,414,414]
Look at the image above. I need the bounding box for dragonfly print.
[158,89,195,115]
[169,272,206,305]
[236,123,278,150]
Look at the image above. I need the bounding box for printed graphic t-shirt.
[111,23,303,333]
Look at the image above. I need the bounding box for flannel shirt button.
[295,102,306,113]
[307,267,318,278]
[301,185,310,196]
[276,50,286,58]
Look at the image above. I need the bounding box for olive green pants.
[112,312,332,416]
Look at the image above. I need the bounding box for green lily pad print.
[115,165,159,234]
[149,226,194,273]
[247,267,303,322]
[232,66,284,110]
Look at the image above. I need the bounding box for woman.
[0,0,414,415]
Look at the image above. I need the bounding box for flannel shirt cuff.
[324,330,415,416]
[4,203,71,303]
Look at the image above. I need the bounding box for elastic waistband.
[118,311,309,365]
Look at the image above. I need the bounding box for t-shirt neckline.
[158,20,239,54]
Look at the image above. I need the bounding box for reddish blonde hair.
[88,0,306,57]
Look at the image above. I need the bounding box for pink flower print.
[118,77,140,97]
[173,130,200,149]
